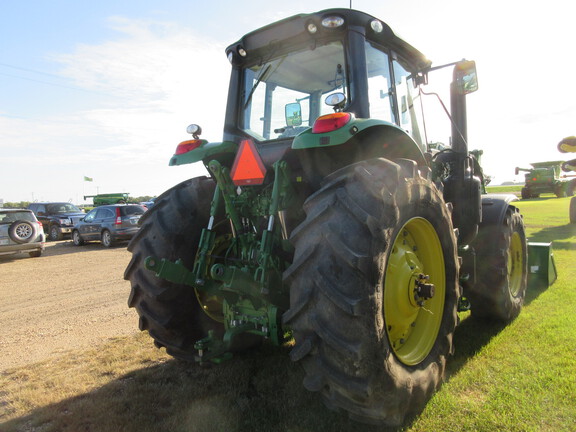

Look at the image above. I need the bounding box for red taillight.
[174,139,202,155]
[230,139,267,186]
[115,207,122,225]
[312,112,351,133]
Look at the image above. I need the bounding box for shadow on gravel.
[44,241,130,257]
[0,344,403,432]
[0,241,129,263]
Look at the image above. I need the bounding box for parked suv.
[72,204,145,247]
[28,202,85,241]
[0,209,45,258]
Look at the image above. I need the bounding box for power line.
[0,71,112,95]
[0,61,69,81]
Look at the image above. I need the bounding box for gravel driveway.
[0,240,139,371]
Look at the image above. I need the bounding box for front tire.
[468,206,527,321]
[72,230,84,246]
[124,177,224,360]
[283,159,459,426]
[49,224,63,241]
[101,230,113,247]
[554,184,567,198]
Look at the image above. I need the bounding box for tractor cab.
[223,9,476,153]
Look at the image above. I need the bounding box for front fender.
[169,141,237,166]
[479,193,519,227]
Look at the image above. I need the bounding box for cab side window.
[365,42,394,124]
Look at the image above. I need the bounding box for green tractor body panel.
[293,118,398,148]
[169,140,237,166]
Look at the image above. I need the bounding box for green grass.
[410,196,576,432]
[1,196,575,432]
[486,184,523,195]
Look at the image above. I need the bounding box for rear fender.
[293,120,427,187]
[169,141,237,166]
[292,118,426,164]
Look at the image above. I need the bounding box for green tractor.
[125,9,537,425]
[515,161,576,199]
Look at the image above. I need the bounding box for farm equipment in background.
[515,161,576,199]
[124,9,555,425]
[83,193,129,206]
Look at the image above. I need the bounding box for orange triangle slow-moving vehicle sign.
[230,139,267,186]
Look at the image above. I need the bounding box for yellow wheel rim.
[384,217,446,365]
[195,235,231,323]
[508,231,524,297]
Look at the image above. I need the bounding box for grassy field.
[1,195,575,432]
[486,184,523,196]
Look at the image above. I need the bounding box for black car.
[72,204,145,247]
[28,202,85,241]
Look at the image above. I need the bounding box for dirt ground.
[0,240,139,371]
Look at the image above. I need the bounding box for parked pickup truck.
[27,202,85,241]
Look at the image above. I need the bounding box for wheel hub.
[384,217,446,365]
[414,273,435,304]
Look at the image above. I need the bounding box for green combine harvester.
[83,193,129,206]
[515,161,576,199]
[124,9,556,425]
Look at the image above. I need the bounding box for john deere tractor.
[125,9,531,425]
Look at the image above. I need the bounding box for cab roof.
[226,8,431,72]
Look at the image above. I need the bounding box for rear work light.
[174,139,202,155]
[230,139,267,186]
[114,207,122,225]
[321,16,345,28]
[312,112,352,134]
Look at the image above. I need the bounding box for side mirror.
[454,60,478,95]
[285,103,302,127]
[515,167,520,176]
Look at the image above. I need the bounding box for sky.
[1,0,575,203]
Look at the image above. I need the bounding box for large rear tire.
[570,196,576,224]
[283,158,459,426]
[124,176,224,360]
[468,206,528,321]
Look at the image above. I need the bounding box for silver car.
[0,209,45,258]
